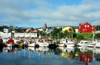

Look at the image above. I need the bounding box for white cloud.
[0,0,100,27]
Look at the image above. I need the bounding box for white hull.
[87,44,95,48]
[77,43,87,47]
[36,42,49,47]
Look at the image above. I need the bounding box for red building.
[79,22,93,33]
[78,53,92,65]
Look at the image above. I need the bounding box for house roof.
[80,23,85,26]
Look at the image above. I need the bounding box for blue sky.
[0,0,100,28]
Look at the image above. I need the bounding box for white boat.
[59,39,75,47]
[36,39,49,47]
[77,40,89,47]
[6,38,16,47]
[87,41,96,48]
[28,41,36,47]
[58,39,67,47]
[3,37,10,43]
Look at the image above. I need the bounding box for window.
[85,42,88,44]
[88,25,89,27]
[83,29,84,31]
[85,25,86,27]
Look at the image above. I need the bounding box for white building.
[14,33,37,37]
[0,31,37,38]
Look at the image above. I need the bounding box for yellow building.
[62,27,73,32]
[62,27,79,33]
[75,29,79,33]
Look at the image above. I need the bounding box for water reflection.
[0,46,100,65]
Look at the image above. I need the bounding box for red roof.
[80,23,85,26]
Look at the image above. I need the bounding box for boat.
[35,38,49,47]
[67,41,75,48]
[3,37,10,43]
[27,41,36,47]
[58,39,67,47]
[48,41,58,49]
[87,41,96,48]
[77,40,89,47]
[6,38,16,47]
[58,39,75,47]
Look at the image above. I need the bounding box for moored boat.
[77,40,89,47]
[36,38,49,47]
[6,38,16,47]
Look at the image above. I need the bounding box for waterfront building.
[78,22,93,33]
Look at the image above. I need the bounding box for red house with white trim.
[79,22,93,33]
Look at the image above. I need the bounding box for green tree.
[63,30,69,38]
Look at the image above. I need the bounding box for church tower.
[43,23,47,29]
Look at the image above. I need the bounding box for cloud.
[0,0,100,27]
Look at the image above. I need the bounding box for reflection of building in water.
[62,52,70,58]
[78,53,92,65]
[62,52,74,60]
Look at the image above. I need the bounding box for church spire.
[43,23,47,29]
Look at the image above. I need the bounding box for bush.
[76,34,84,40]
[95,33,100,39]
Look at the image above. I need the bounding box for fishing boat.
[77,40,89,47]
[6,38,16,47]
[35,38,49,47]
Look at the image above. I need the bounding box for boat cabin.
[80,40,89,44]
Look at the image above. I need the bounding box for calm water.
[0,46,100,65]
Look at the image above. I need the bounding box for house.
[62,27,73,32]
[78,22,93,33]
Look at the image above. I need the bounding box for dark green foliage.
[95,33,100,39]
[76,34,84,40]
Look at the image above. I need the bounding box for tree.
[63,30,69,38]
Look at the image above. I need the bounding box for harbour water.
[0,46,100,65]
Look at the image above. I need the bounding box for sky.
[0,0,100,28]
